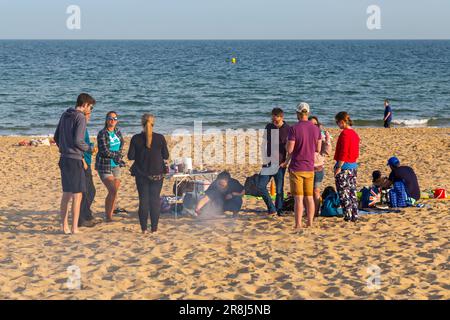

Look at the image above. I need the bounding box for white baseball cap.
[296,102,310,113]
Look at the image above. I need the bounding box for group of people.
[54,93,417,235]
[251,103,360,229]
[54,93,169,234]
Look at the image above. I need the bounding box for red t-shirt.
[334,128,360,163]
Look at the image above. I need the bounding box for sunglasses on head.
[107,116,118,121]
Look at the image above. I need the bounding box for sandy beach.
[0,127,449,300]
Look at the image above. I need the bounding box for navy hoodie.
[54,107,89,160]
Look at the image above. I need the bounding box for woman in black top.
[128,114,169,234]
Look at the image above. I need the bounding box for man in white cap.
[282,102,322,230]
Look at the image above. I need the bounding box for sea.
[0,40,449,136]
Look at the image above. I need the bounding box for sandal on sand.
[113,207,128,214]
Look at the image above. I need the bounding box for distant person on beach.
[95,111,125,222]
[386,157,420,202]
[384,99,392,128]
[79,106,98,228]
[334,111,360,222]
[257,107,290,216]
[284,103,322,230]
[128,114,169,234]
[309,116,332,217]
[195,171,245,217]
[54,93,95,234]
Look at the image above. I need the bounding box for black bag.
[173,181,195,196]
[282,196,295,212]
[244,174,261,196]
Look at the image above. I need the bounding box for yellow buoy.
[231,57,237,64]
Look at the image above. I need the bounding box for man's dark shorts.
[59,157,86,193]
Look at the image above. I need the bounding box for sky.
[0,0,449,39]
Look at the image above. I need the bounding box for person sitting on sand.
[194,171,245,217]
[128,114,169,234]
[386,157,420,201]
[54,93,95,234]
[95,111,125,222]
[372,170,390,189]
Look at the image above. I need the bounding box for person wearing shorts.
[284,102,321,230]
[95,111,125,222]
[54,93,95,234]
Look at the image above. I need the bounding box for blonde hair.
[141,113,155,149]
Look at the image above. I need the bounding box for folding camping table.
[165,171,219,218]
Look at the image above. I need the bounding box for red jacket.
[334,128,360,163]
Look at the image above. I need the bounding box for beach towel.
[358,208,402,215]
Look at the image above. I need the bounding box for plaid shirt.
[95,127,125,174]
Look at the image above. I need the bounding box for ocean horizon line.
[1,38,450,41]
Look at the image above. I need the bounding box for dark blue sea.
[0,40,449,135]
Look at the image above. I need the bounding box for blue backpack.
[320,191,343,217]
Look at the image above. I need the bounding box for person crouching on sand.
[334,111,360,222]
[54,93,95,234]
[194,171,245,217]
[128,114,169,234]
[95,111,125,222]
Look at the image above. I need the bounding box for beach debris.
[16,138,56,147]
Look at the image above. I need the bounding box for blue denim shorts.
[99,166,121,180]
[313,169,325,189]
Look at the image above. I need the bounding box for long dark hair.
[104,111,118,130]
[308,116,321,127]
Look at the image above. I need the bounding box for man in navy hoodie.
[54,93,95,234]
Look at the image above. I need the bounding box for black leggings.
[135,176,164,232]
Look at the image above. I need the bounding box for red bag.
[434,188,447,199]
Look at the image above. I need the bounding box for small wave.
[392,119,429,126]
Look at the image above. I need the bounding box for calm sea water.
[0,40,449,136]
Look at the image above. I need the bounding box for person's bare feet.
[71,228,81,234]
[61,224,71,234]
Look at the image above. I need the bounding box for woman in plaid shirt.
[95,111,125,222]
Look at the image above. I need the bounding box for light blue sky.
[0,0,449,39]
